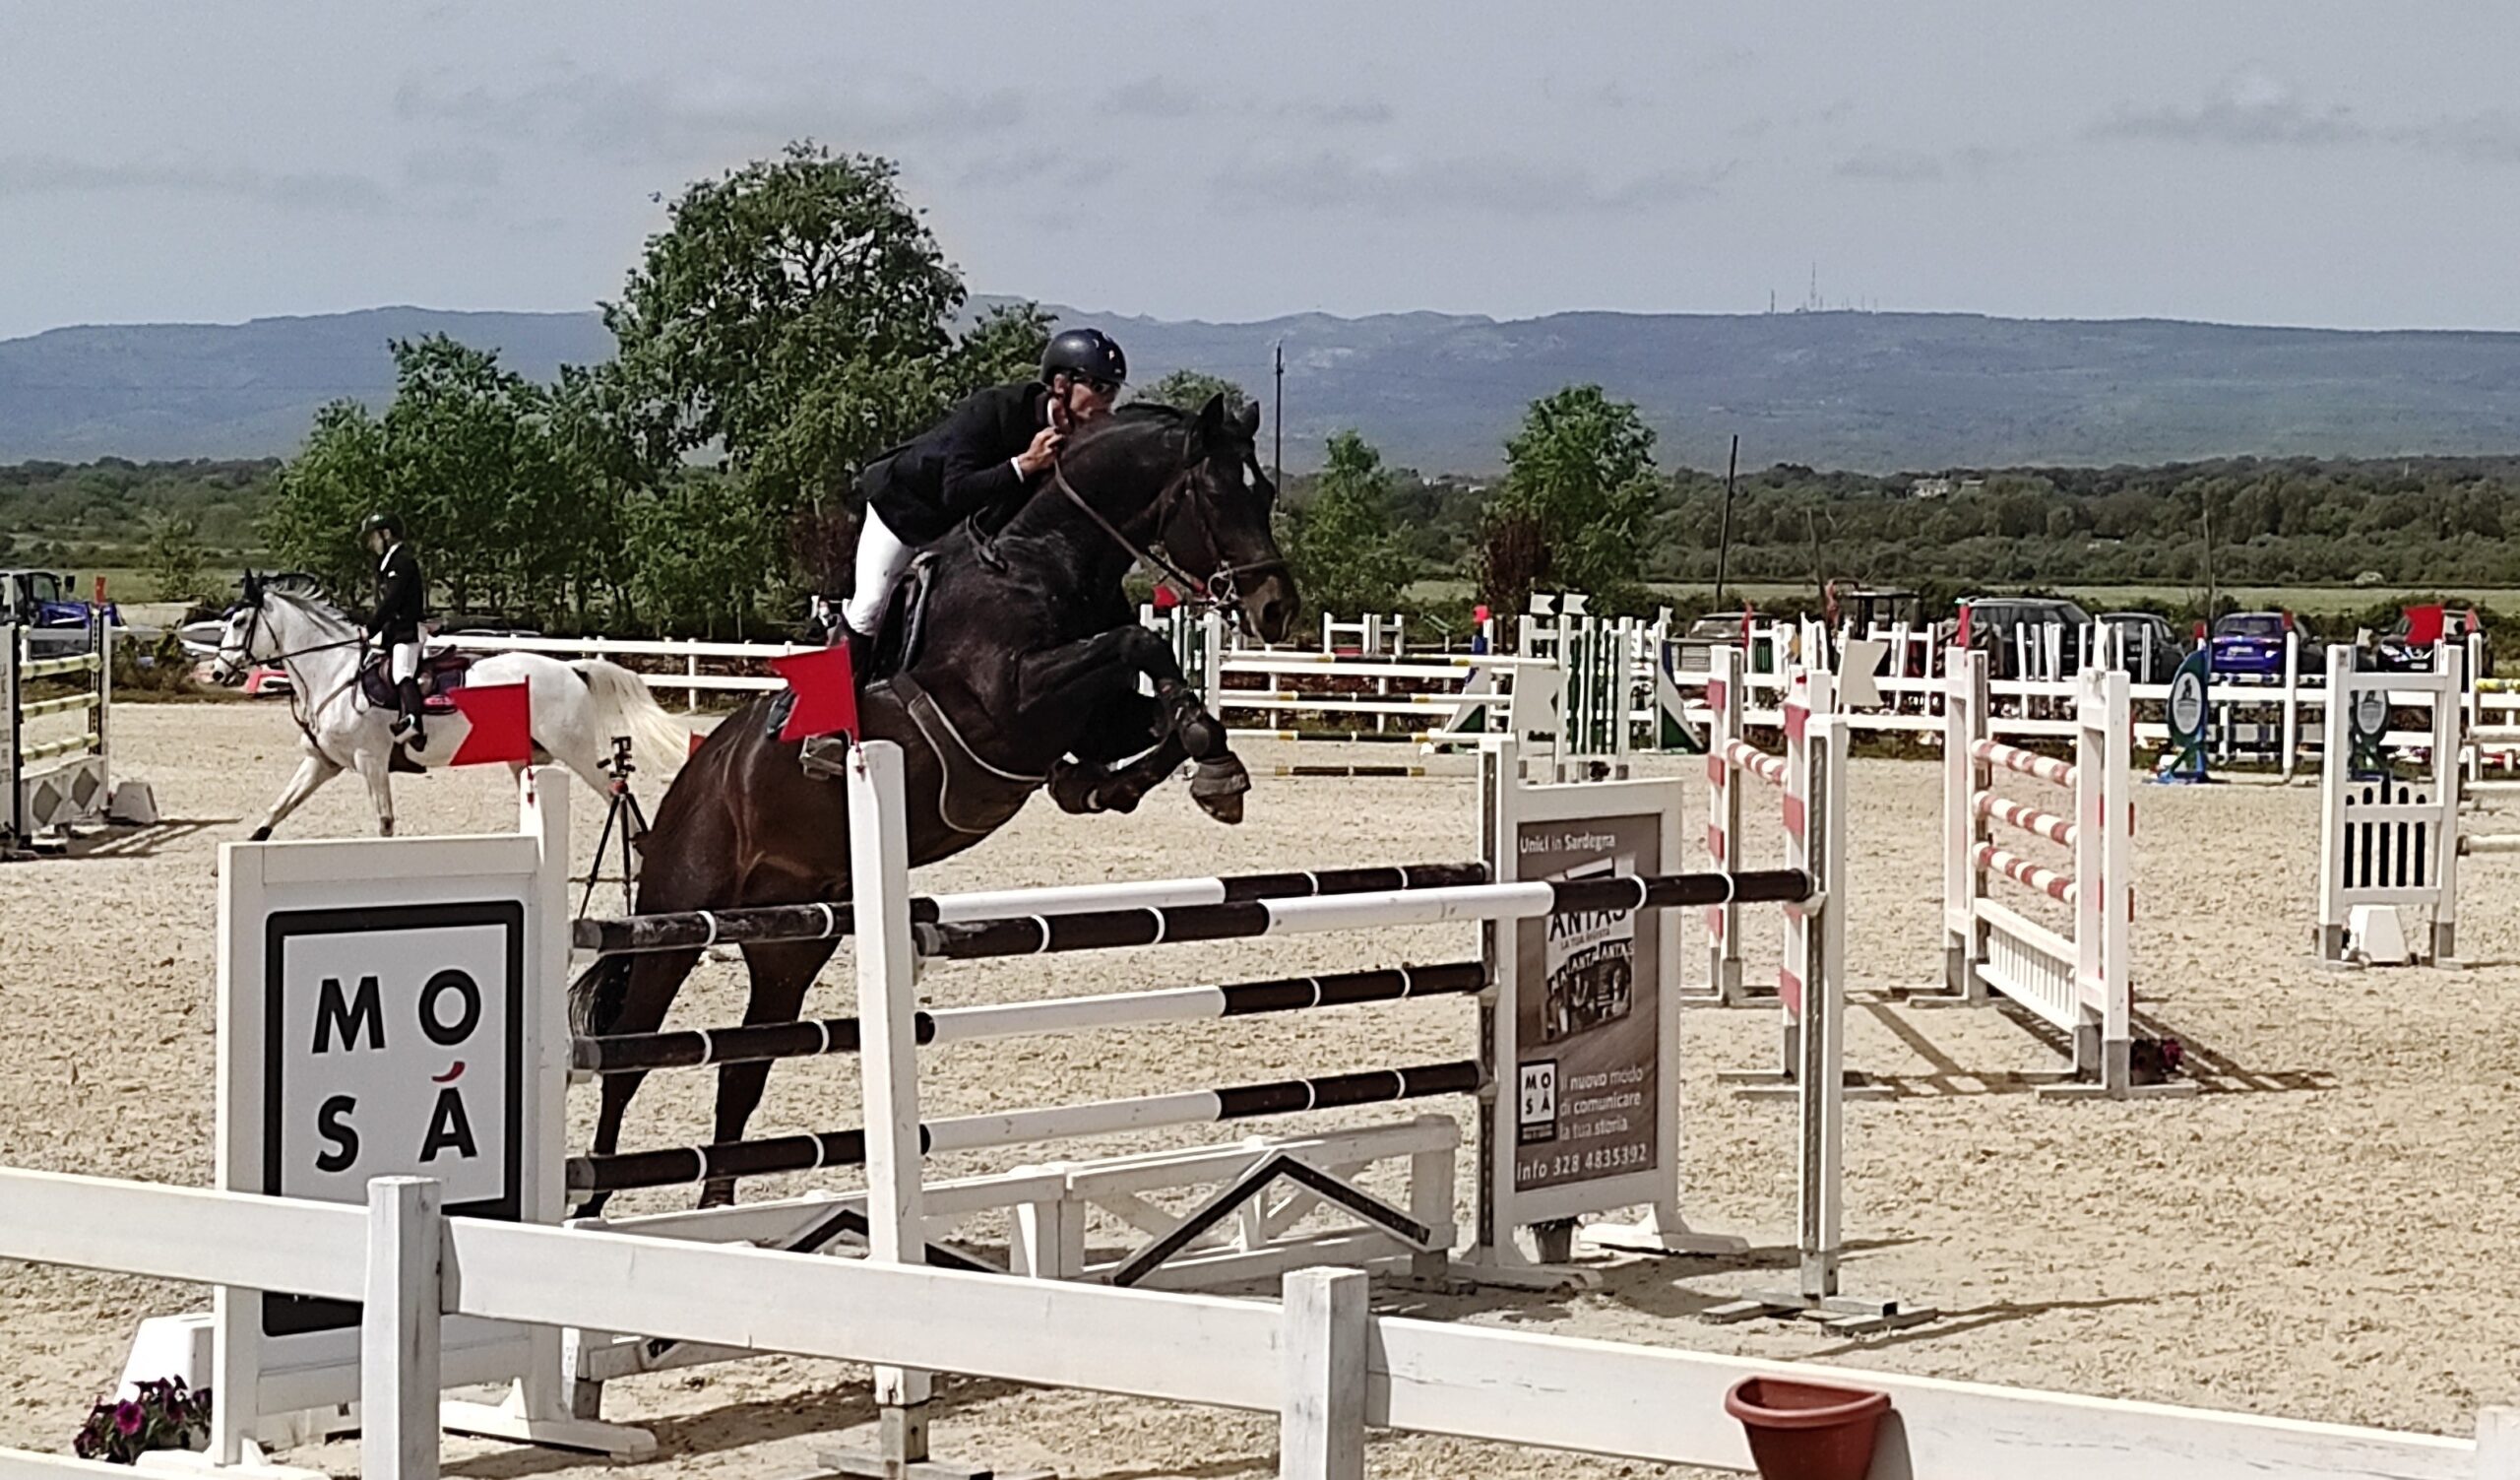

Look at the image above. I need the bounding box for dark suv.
[1958,597,2093,680]
[2098,612,2186,684]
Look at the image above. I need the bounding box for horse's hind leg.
[574,945,704,1219]
[698,935,844,1208]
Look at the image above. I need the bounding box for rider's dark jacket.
[856,381,1051,545]
[369,543,426,647]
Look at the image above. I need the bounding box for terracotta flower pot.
[1724,1375,1891,1480]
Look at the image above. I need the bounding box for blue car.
[2207,611,2298,681]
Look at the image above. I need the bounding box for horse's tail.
[574,659,694,782]
[567,953,633,1039]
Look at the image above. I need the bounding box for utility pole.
[1272,341,1285,489]
[1713,434,1739,609]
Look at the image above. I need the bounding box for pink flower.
[114,1402,145,1437]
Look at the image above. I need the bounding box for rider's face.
[1062,374,1119,423]
[363,531,384,556]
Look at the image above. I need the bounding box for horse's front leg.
[1017,626,1247,823]
[250,750,342,842]
[350,745,398,837]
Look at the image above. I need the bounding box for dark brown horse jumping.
[571,395,1297,1213]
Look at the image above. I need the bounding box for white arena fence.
[438,611,2518,778]
[17,1166,2520,1480]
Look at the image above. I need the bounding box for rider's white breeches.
[844,505,915,637]
[389,642,420,682]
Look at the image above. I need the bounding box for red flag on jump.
[772,642,859,744]
[449,681,534,767]
[1954,604,1973,651]
[2405,605,2445,647]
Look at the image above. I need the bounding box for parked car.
[2372,608,2488,676]
[2207,611,2307,681]
[1958,596,2093,680]
[2097,612,2186,684]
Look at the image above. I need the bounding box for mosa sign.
[265,903,524,1216]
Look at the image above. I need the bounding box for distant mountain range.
[8,302,2520,473]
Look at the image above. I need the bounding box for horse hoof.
[1047,762,1107,814]
[248,826,272,843]
[1189,758,1249,825]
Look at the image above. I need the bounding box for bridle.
[1050,435,1287,616]
[220,589,371,762]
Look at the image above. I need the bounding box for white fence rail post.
[1279,1268,1368,1480]
[364,1177,443,1480]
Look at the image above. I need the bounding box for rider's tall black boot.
[396,676,427,752]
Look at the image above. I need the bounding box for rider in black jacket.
[842,328,1128,660]
[360,512,429,750]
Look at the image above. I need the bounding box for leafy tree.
[1140,369,1250,415]
[140,514,220,612]
[625,473,784,638]
[263,401,391,598]
[1487,385,1660,610]
[1287,430,1410,615]
[603,141,1039,518]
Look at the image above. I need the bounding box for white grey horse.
[212,574,691,838]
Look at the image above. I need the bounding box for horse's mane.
[256,574,354,626]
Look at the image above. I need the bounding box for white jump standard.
[1929,649,2190,1099]
[2316,643,2466,965]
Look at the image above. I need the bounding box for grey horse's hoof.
[1189,757,1249,825]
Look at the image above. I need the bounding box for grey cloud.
[955,150,1118,191]
[1104,77,1200,118]
[1289,98,1393,126]
[397,64,1027,164]
[2398,113,2520,165]
[1834,145,2011,183]
[1834,148,1944,182]
[2092,66,2365,148]
[1214,151,1719,215]
[402,145,504,190]
[0,153,389,210]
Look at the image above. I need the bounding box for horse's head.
[208,572,271,684]
[1151,395,1299,642]
[211,571,337,683]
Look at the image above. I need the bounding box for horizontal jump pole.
[573,960,1489,1074]
[17,653,102,680]
[1714,739,1787,788]
[1970,738,2077,789]
[1976,843,2076,905]
[575,861,1491,955]
[922,869,1813,961]
[18,692,100,721]
[1975,791,2077,848]
[1228,728,1461,745]
[2462,834,2520,856]
[1268,765,1464,780]
[567,1060,1485,1195]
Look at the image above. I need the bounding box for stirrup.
[799,734,850,780]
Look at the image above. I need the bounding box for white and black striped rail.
[574,861,1491,955]
[921,868,1814,960]
[572,960,1488,1074]
[567,1060,1485,1195]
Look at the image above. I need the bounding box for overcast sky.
[3,1,2515,342]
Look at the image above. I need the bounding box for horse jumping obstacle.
[2,617,144,852]
[2317,642,2474,965]
[1927,648,2188,1098]
[156,710,1906,1470]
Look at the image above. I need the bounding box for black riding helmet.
[1042,327,1127,388]
[360,512,405,540]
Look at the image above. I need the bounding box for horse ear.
[1194,392,1228,443]
[241,570,261,603]
[1234,400,1261,440]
